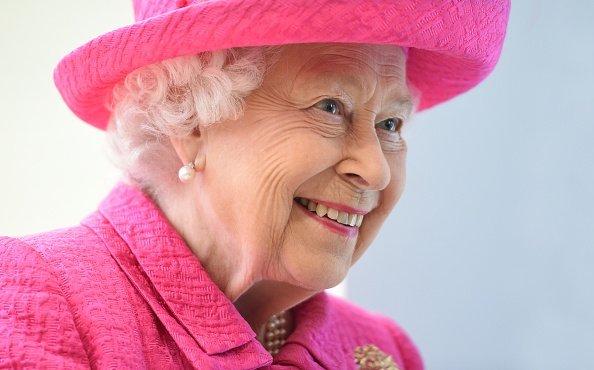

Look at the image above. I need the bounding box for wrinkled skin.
[166,43,412,332]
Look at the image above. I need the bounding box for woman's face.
[197,43,412,291]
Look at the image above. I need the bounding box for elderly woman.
[0,0,509,369]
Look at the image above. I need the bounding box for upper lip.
[297,197,371,215]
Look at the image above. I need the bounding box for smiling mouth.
[294,197,364,228]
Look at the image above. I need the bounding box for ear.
[169,126,207,171]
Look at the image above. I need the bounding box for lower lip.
[295,200,359,238]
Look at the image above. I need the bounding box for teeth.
[296,197,365,228]
[315,204,328,217]
[326,208,338,220]
[348,214,357,227]
[337,211,349,225]
[356,214,364,227]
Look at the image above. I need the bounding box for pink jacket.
[0,183,423,369]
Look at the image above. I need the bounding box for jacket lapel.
[83,183,271,369]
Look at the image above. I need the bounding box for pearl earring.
[178,162,196,182]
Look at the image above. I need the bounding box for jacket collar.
[281,292,344,369]
[83,182,271,367]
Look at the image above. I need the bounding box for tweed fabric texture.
[53,0,510,130]
[0,183,423,369]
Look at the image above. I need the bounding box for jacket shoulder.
[4,222,119,273]
[325,294,424,370]
[0,236,90,368]
[1,221,123,289]
[1,222,146,367]
[16,222,108,257]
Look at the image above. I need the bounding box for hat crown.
[132,0,195,21]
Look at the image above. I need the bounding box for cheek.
[205,117,343,246]
[359,137,406,220]
[382,148,407,210]
[252,117,345,190]
[351,148,407,263]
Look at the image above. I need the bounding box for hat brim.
[54,0,510,130]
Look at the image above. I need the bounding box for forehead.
[270,43,409,101]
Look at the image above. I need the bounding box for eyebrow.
[340,73,414,116]
[300,61,415,116]
[392,96,415,117]
[334,78,412,112]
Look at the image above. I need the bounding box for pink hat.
[54,0,511,130]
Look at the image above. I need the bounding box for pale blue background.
[349,1,594,369]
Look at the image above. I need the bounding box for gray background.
[349,1,594,369]
[1,1,593,369]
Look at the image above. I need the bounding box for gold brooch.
[353,344,401,370]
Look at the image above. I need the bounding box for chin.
[272,209,362,291]
[283,252,352,292]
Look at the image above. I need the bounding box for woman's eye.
[376,118,403,132]
[315,99,342,115]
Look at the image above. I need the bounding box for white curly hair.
[106,46,281,199]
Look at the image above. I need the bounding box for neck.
[233,280,314,333]
[156,187,316,334]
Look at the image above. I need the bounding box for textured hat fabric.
[54,0,511,130]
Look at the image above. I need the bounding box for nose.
[335,130,391,191]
